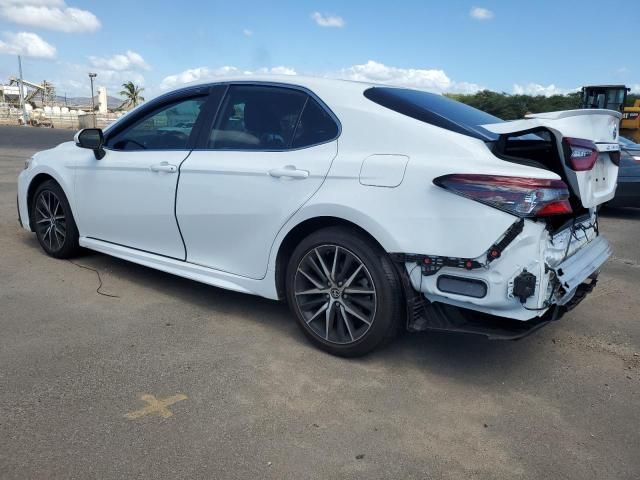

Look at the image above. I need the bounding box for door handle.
[268,165,309,179]
[150,162,177,173]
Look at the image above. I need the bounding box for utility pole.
[17,55,27,125]
[88,72,97,127]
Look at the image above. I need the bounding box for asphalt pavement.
[0,125,638,479]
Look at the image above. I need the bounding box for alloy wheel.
[294,244,377,345]
[34,190,67,252]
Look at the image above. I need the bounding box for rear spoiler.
[481,109,622,146]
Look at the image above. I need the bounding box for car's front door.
[177,84,340,279]
[74,91,209,259]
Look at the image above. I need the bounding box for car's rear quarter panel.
[276,86,559,261]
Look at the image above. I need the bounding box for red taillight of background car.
[562,137,599,171]
[433,174,572,217]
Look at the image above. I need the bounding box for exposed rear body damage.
[395,109,621,336]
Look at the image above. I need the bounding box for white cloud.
[0,0,100,33]
[263,66,296,75]
[94,69,145,89]
[0,31,56,58]
[334,60,483,94]
[470,7,494,20]
[89,50,150,71]
[243,28,253,37]
[629,84,640,94]
[55,61,146,97]
[450,81,486,94]
[311,12,345,28]
[513,83,578,96]
[0,0,64,7]
[159,66,297,90]
[0,0,64,5]
[160,66,240,90]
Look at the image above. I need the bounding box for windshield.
[364,87,503,141]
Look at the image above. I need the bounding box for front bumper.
[17,169,32,231]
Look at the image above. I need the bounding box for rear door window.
[209,85,307,150]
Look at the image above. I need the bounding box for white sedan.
[17,76,621,356]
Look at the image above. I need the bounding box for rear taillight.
[434,174,572,218]
[563,137,598,171]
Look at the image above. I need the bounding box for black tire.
[285,226,403,357]
[30,179,80,259]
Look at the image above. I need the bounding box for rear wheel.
[285,227,403,357]
[30,180,80,258]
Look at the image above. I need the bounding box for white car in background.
[17,76,621,356]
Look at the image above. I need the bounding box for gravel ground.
[0,125,638,479]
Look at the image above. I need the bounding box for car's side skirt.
[79,237,279,300]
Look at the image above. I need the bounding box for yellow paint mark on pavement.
[125,394,188,419]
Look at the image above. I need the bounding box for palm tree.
[119,81,145,110]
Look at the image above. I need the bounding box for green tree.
[446,90,582,119]
[119,81,145,110]
[627,93,640,107]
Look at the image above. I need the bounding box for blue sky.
[0,0,638,99]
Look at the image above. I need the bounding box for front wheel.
[285,227,403,357]
[30,180,80,258]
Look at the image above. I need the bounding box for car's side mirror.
[75,128,106,160]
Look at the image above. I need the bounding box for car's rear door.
[177,83,339,279]
[74,88,211,259]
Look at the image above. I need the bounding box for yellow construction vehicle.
[621,99,640,142]
[581,85,628,111]
[581,85,640,142]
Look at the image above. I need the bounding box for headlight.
[24,157,33,170]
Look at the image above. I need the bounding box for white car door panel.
[177,84,340,279]
[74,150,188,259]
[73,93,209,259]
[178,141,337,278]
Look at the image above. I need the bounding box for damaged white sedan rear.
[17,76,620,356]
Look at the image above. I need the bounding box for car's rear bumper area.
[394,214,611,338]
[397,268,600,340]
[554,236,611,305]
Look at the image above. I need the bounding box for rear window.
[364,87,503,141]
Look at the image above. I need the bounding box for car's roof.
[169,74,382,95]
[156,75,413,118]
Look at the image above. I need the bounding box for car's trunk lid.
[482,109,622,208]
